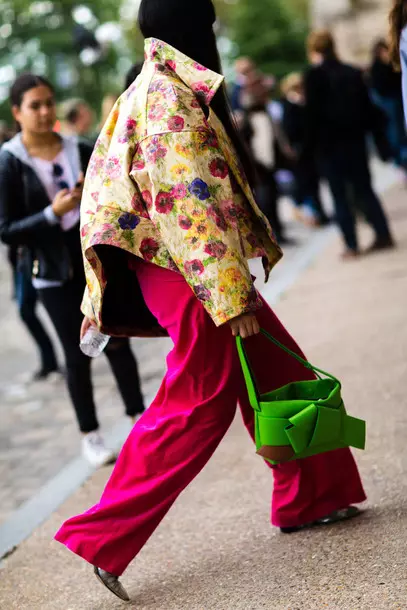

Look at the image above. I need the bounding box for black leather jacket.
[0,141,92,282]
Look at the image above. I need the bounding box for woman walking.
[0,74,146,467]
[370,39,407,170]
[55,0,366,602]
[389,0,407,121]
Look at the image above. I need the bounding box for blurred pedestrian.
[305,30,394,258]
[240,72,288,243]
[59,98,94,139]
[280,72,329,226]
[55,1,365,601]
[0,74,146,467]
[7,243,60,381]
[389,0,407,122]
[369,39,407,170]
[231,56,257,112]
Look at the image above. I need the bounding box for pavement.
[1,165,407,609]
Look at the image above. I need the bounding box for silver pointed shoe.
[94,566,130,602]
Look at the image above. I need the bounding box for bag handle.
[236,329,339,412]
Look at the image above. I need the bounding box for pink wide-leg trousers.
[55,261,366,575]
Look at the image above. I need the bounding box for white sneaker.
[82,431,116,468]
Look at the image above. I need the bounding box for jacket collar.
[144,37,224,105]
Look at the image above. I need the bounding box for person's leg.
[256,177,284,242]
[348,142,393,244]
[55,262,240,576]
[319,155,358,252]
[237,296,366,529]
[39,282,99,433]
[15,268,58,374]
[104,338,145,417]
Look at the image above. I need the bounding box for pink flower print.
[148,103,165,122]
[178,215,192,230]
[145,137,167,164]
[171,183,187,200]
[192,82,211,103]
[185,259,205,276]
[165,60,176,71]
[207,205,227,232]
[193,62,207,72]
[91,192,99,202]
[204,240,227,260]
[209,158,229,179]
[105,156,121,179]
[191,98,200,109]
[142,190,153,210]
[131,192,149,218]
[221,200,246,226]
[140,237,159,261]
[119,117,137,143]
[167,115,185,132]
[155,191,174,214]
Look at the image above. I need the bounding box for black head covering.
[138,0,216,40]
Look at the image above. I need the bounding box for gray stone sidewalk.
[0,182,406,610]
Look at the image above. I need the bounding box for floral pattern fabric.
[80,38,282,333]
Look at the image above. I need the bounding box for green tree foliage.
[0,0,132,123]
[229,0,308,77]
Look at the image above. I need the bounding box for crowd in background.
[0,30,402,465]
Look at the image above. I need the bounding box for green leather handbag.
[236,330,366,465]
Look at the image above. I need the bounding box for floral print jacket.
[81,38,282,335]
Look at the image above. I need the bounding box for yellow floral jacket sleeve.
[132,130,261,326]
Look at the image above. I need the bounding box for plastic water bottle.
[80,327,110,358]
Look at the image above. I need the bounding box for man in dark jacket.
[304,30,394,258]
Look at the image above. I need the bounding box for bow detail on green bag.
[236,329,366,465]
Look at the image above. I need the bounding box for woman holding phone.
[0,74,146,466]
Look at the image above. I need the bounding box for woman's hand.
[51,189,80,217]
[51,173,84,217]
[228,313,260,338]
[80,316,97,341]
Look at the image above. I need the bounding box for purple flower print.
[188,178,210,201]
[193,284,212,301]
[118,213,140,230]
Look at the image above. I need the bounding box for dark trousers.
[319,139,392,251]
[255,172,283,241]
[13,267,58,372]
[39,276,145,433]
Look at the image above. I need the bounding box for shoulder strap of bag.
[236,329,339,411]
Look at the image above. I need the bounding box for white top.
[31,150,80,232]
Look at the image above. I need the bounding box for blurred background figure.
[240,71,289,244]
[369,38,407,174]
[59,98,94,139]
[7,243,60,382]
[280,72,329,226]
[0,74,146,467]
[304,30,394,259]
[231,56,257,112]
[389,0,407,122]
